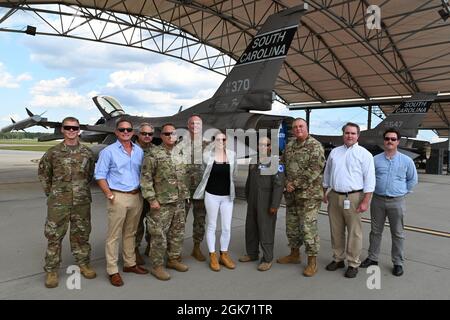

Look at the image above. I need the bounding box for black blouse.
[205,161,230,196]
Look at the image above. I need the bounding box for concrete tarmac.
[0,150,449,300]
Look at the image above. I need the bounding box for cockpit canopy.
[92,96,126,118]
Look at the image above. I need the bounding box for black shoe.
[344,266,358,278]
[325,260,345,271]
[360,258,378,268]
[393,265,404,277]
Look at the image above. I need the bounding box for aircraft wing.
[1,108,118,143]
[82,125,115,133]
[0,114,57,133]
[398,148,420,160]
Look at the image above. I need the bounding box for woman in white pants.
[194,131,237,271]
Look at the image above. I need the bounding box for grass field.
[0,145,52,152]
[0,139,59,145]
[0,139,93,152]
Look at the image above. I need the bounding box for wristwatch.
[107,194,114,200]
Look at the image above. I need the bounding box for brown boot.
[79,264,97,279]
[45,271,58,288]
[191,242,206,262]
[167,258,189,272]
[277,247,301,264]
[151,266,171,281]
[303,256,318,277]
[209,252,220,272]
[135,248,145,265]
[219,251,236,269]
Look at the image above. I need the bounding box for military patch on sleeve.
[278,164,284,173]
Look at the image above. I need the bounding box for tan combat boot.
[79,264,97,279]
[135,248,145,265]
[167,258,189,272]
[191,242,206,262]
[219,251,236,269]
[276,247,301,264]
[209,252,220,272]
[257,262,273,271]
[238,255,258,262]
[45,271,59,288]
[151,266,171,281]
[303,256,318,277]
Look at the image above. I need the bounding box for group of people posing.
[38,115,417,288]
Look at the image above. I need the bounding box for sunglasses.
[384,137,398,142]
[117,127,133,133]
[63,125,80,131]
[162,132,177,137]
[216,138,226,141]
[140,132,153,137]
[259,143,270,146]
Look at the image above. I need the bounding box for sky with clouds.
[0,7,444,142]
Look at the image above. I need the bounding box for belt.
[333,189,363,195]
[374,193,401,199]
[110,189,140,195]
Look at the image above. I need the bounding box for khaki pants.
[105,191,143,275]
[327,190,364,268]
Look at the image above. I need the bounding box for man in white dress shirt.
[322,122,375,278]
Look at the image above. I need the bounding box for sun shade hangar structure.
[1,0,450,136]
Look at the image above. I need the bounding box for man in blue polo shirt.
[360,128,418,277]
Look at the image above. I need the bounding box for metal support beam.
[367,106,372,130]
[294,21,370,99]
[305,108,311,128]
[305,0,418,94]
[448,126,450,175]
[0,2,235,75]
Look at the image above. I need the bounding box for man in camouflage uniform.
[140,123,190,281]
[134,122,154,265]
[277,118,325,277]
[38,117,96,288]
[177,115,208,261]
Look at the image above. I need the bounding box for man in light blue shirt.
[360,128,418,277]
[95,118,148,286]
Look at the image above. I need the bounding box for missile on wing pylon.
[1,113,46,133]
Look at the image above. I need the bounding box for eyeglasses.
[140,132,153,137]
[259,143,270,146]
[384,137,398,142]
[216,138,226,141]
[117,127,133,133]
[63,126,80,131]
[161,132,177,137]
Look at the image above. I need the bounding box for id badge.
[343,199,351,210]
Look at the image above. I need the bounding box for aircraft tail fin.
[209,4,308,112]
[369,92,437,138]
[26,108,34,117]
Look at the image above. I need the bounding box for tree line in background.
[0,132,51,139]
